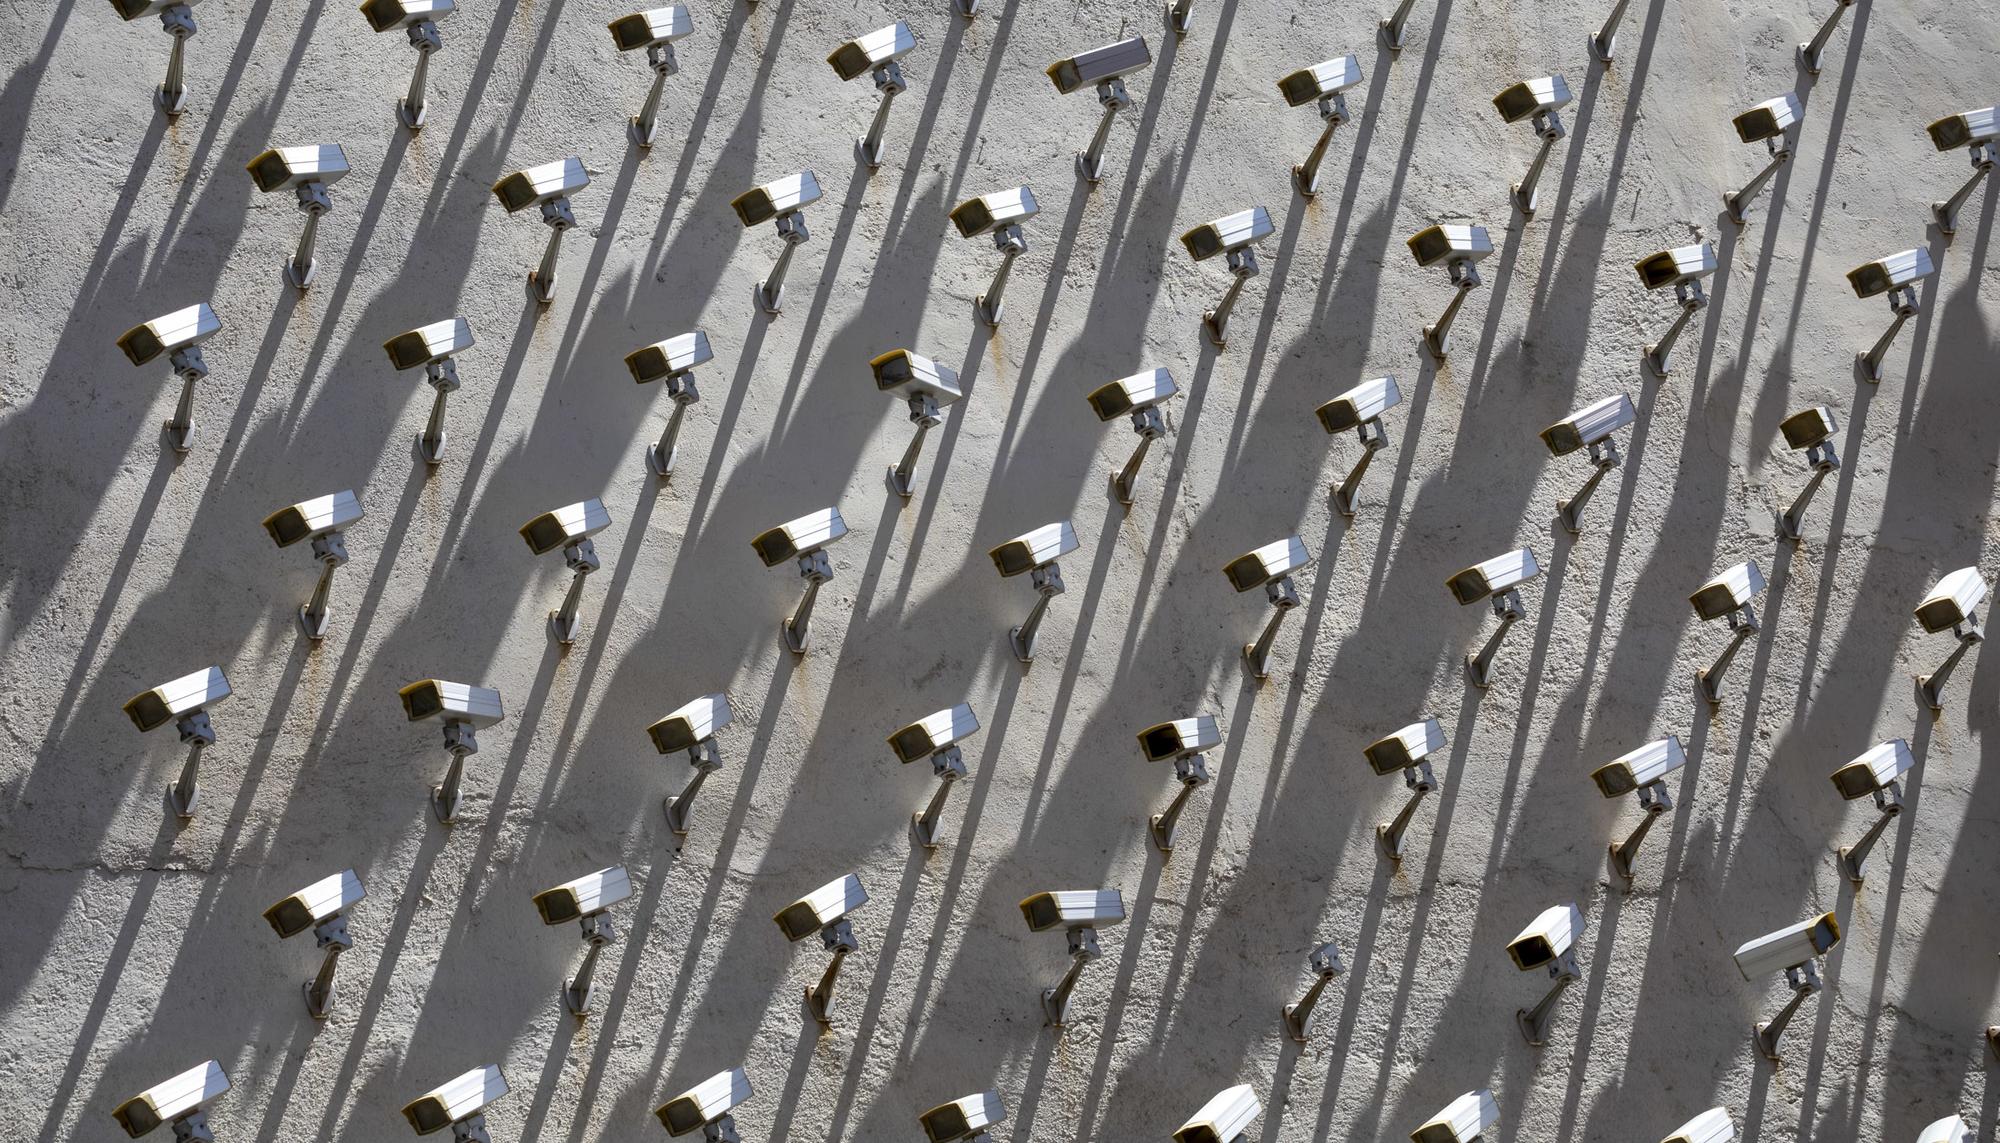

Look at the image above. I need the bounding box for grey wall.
[2,0,1998,1140]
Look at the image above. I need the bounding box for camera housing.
[657,1067,753,1136]
[1086,368,1177,421]
[1020,889,1125,930]
[1690,561,1766,621]
[649,693,731,754]
[1779,406,1838,452]
[608,5,692,51]
[872,348,963,406]
[112,1060,229,1139]
[1180,207,1274,261]
[827,21,915,81]
[264,868,365,938]
[774,873,869,942]
[1223,535,1310,592]
[950,187,1039,237]
[1916,566,1987,632]
[361,0,456,32]
[889,704,979,763]
[1277,55,1362,106]
[1635,244,1718,291]
[1541,393,1636,456]
[402,1065,508,1136]
[1446,549,1540,605]
[399,679,504,728]
[1732,913,1840,979]
[384,317,474,370]
[1492,75,1573,124]
[246,144,351,193]
[1507,903,1584,970]
[1411,1090,1499,1143]
[1847,247,1936,298]
[751,508,849,566]
[124,666,232,734]
[1407,224,1494,269]
[533,865,633,925]
[1046,36,1152,94]
[1137,714,1222,763]
[491,157,590,213]
[263,490,363,548]
[1316,375,1401,434]
[118,302,221,367]
[919,1091,1006,1142]
[1830,738,1915,801]
[1661,1108,1735,1143]
[1929,107,1999,150]
[1174,1084,1261,1143]
[1591,736,1686,797]
[626,331,712,383]
[1363,716,1445,776]
[1733,93,1803,143]
[990,521,1079,576]
[731,171,823,226]
[519,498,611,556]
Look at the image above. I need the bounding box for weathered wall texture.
[3,0,1998,1139]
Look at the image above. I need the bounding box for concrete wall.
[3,0,1998,1139]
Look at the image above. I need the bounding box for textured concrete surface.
[3,0,1998,1139]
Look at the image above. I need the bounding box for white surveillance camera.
[1276,55,1362,197]
[263,489,363,550]
[919,1091,1005,1143]
[1734,912,1840,1062]
[264,868,364,1019]
[1773,410,1842,538]
[1725,93,1803,224]
[383,316,475,465]
[650,693,732,839]
[1180,207,1273,348]
[1493,76,1573,215]
[1282,941,1346,1041]
[1914,567,1987,710]
[491,158,590,304]
[398,679,504,825]
[401,1065,508,1138]
[1087,368,1177,506]
[1915,1115,1974,1143]
[123,665,231,822]
[246,144,350,288]
[1021,889,1125,1026]
[1317,375,1401,518]
[1509,902,1585,1045]
[988,521,1080,664]
[1174,1084,1262,1143]
[1830,738,1915,802]
[827,22,916,170]
[519,499,611,646]
[775,873,868,1026]
[361,0,456,130]
[625,330,712,479]
[533,865,632,1015]
[1593,736,1685,888]
[949,187,1039,325]
[118,301,222,455]
[1411,1089,1499,1143]
[1634,243,1717,375]
[111,0,203,118]
[1689,560,1764,705]
[1849,248,1937,382]
[607,7,693,148]
[656,1067,753,1139]
[1927,107,1998,235]
[1366,715,1445,862]
[1047,37,1152,183]
[873,348,962,498]
[1541,393,1635,534]
[1407,225,1493,359]
[1448,548,1539,689]
[1135,714,1221,853]
[751,507,849,654]
[732,171,824,315]
[112,1060,229,1140]
[1224,535,1311,681]
[1660,1107,1735,1143]
[891,703,979,849]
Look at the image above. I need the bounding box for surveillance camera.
[1047,36,1152,183]
[656,1067,753,1138]
[1022,889,1125,1026]
[650,693,732,838]
[873,348,962,498]
[827,21,914,81]
[1776,409,1841,537]
[1180,207,1273,347]
[361,0,457,130]
[264,489,364,551]
[118,301,222,455]
[919,1091,1005,1143]
[1087,368,1177,505]
[1363,716,1444,776]
[1134,713,1221,852]
[401,1065,508,1137]
[533,864,633,926]
[264,868,364,1019]
[732,171,824,314]
[1829,738,1914,801]
[752,507,849,654]
[1849,247,1936,298]
[1493,75,1573,125]
[110,0,203,117]
[1591,736,1685,797]
[989,521,1080,663]
[1541,393,1635,533]
[1276,55,1363,197]
[1225,535,1311,680]
[1508,902,1583,970]
[1916,566,1988,632]
[112,1060,229,1140]
[1411,1089,1500,1143]
[384,316,475,465]
[1174,1084,1262,1143]
[891,703,979,848]
[1660,1108,1735,1143]
[949,186,1039,325]
[245,144,351,288]
[519,498,610,645]
[1316,375,1401,517]
[1446,548,1539,606]
[1689,561,1765,622]
[399,678,504,825]
[625,330,712,478]
[1636,244,1719,293]
[1927,107,1999,234]
[1407,225,1494,359]
[491,157,590,304]
[124,665,231,822]
[775,873,868,1025]
[1725,93,1804,223]
[1916,1115,1975,1143]
[1779,406,1838,454]
[1281,940,1346,1041]
[608,6,693,147]
[1734,913,1840,980]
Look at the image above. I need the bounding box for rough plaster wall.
[2,0,1998,1139]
